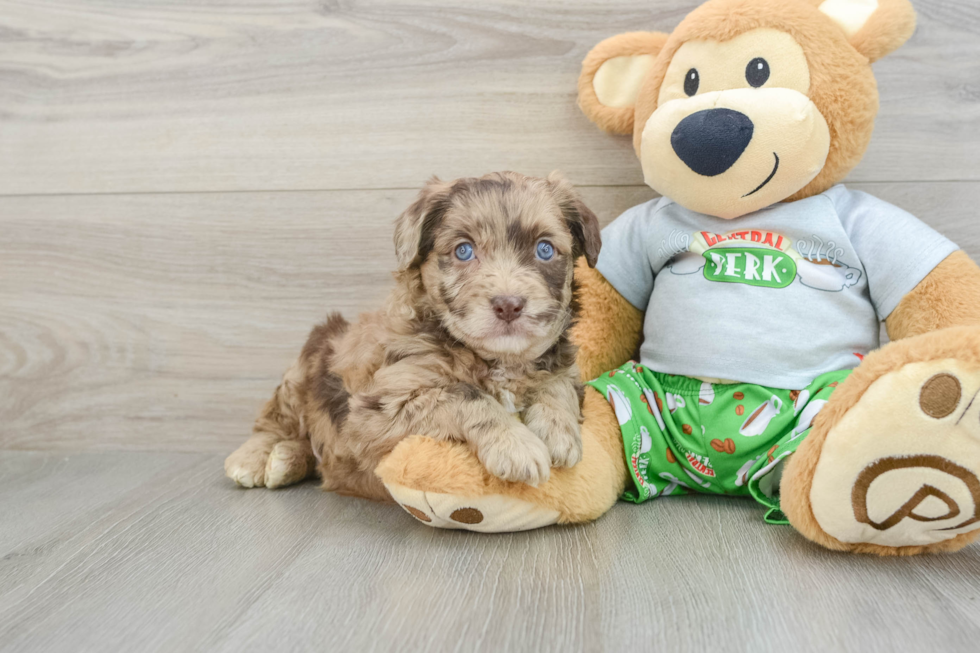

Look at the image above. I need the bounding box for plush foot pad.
[386,482,560,533]
[810,358,980,549]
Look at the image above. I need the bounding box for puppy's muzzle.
[670,108,754,177]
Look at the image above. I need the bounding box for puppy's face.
[395,172,601,359]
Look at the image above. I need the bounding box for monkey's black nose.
[491,296,525,323]
[670,108,754,176]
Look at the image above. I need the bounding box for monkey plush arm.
[885,251,980,340]
[571,259,645,381]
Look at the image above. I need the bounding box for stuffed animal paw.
[376,388,628,532]
[782,327,980,554]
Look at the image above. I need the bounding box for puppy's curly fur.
[225,172,602,500]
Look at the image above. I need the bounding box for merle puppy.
[225,171,601,500]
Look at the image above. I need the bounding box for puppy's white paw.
[478,424,552,487]
[524,407,583,468]
[224,438,313,489]
[264,441,314,489]
[543,428,583,469]
[225,447,267,488]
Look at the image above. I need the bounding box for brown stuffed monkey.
[377,0,980,555]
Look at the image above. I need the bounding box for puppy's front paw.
[477,424,552,487]
[225,445,268,488]
[225,438,314,489]
[524,405,583,468]
[545,427,583,469]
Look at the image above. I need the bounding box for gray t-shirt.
[597,185,958,389]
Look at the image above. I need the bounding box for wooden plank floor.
[1,451,979,653]
[2,1,979,651]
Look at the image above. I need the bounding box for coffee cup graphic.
[790,399,827,440]
[639,426,653,455]
[796,258,862,292]
[666,393,686,413]
[739,395,783,437]
[698,382,715,405]
[793,388,810,414]
[734,455,764,487]
[667,251,705,275]
[607,386,632,426]
[642,388,666,430]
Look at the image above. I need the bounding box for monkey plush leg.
[376,388,628,531]
[781,328,980,555]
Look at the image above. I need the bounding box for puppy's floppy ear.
[394,177,455,270]
[578,31,669,135]
[814,0,916,62]
[547,172,601,268]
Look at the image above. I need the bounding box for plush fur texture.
[886,251,980,340]
[569,260,645,381]
[578,31,669,135]
[226,172,602,497]
[837,0,917,63]
[781,325,980,555]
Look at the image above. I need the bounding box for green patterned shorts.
[586,362,851,524]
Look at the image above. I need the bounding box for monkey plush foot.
[377,436,560,532]
[375,388,628,532]
[782,327,980,555]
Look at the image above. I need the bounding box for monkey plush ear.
[547,172,602,267]
[393,177,454,270]
[816,0,916,62]
[578,32,669,135]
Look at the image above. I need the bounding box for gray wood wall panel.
[0,0,977,195]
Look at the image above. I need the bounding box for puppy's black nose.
[670,108,754,176]
[491,296,525,323]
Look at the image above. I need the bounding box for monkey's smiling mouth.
[742,152,780,197]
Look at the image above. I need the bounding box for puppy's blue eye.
[455,243,474,261]
[536,241,555,261]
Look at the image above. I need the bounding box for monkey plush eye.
[746,57,770,87]
[455,242,475,261]
[684,68,699,96]
[536,241,555,261]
